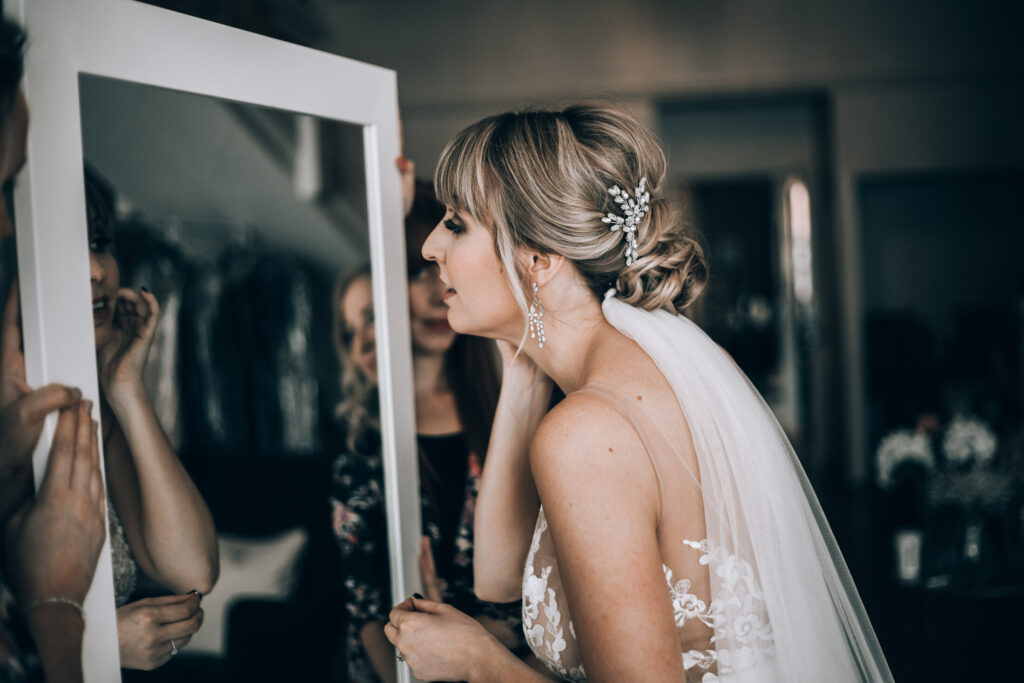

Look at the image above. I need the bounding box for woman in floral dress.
[330,182,526,683]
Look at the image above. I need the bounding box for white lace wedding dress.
[519,295,892,682]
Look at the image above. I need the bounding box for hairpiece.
[601,177,649,266]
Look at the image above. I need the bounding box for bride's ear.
[521,249,565,289]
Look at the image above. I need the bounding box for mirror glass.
[79,74,378,679]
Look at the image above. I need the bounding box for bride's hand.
[496,339,552,390]
[385,596,497,682]
[97,287,159,403]
[117,593,203,670]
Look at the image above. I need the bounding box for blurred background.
[112,0,1021,680]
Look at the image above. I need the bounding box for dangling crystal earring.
[528,282,546,348]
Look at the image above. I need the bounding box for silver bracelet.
[23,597,85,622]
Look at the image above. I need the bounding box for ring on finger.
[396,652,405,662]
[170,639,178,656]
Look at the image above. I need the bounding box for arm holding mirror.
[0,283,84,522]
[0,283,105,680]
[97,286,218,596]
[4,400,107,683]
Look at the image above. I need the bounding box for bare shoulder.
[529,391,658,517]
[530,391,635,466]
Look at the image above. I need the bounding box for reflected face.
[0,90,29,240]
[88,212,120,351]
[340,275,377,383]
[421,209,520,341]
[407,258,456,355]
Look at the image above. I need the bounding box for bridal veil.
[601,293,893,682]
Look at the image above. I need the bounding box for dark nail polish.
[141,286,150,293]
[413,593,424,600]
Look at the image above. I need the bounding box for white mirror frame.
[8,1,421,681]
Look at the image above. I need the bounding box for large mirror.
[11,2,418,681]
[79,75,375,680]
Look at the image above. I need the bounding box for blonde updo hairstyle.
[434,103,708,322]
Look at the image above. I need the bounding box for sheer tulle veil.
[602,292,893,682]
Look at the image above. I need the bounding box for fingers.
[17,384,83,426]
[87,422,103,503]
[150,592,202,625]
[383,620,399,645]
[12,377,31,397]
[418,536,443,602]
[396,155,415,176]
[169,633,192,649]
[116,288,157,320]
[69,401,95,492]
[113,291,139,332]
[419,535,432,561]
[136,288,160,337]
[397,155,416,217]
[115,287,145,312]
[39,404,79,494]
[1,280,21,362]
[158,604,203,641]
[390,597,416,621]
[389,595,444,626]
[418,537,431,578]
[405,595,445,614]
[114,288,159,342]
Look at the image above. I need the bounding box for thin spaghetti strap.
[576,383,702,488]
[573,382,696,528]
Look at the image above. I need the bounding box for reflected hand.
[385,596,496,682]
[4,400,106,607]
[0,281,82,517]
[117,592,204,671]
[418,535,447,603]
[97,287,159,400]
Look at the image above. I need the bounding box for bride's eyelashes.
[443,217,465,235]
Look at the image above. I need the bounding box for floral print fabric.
[330,437,523,683]
[0,582,39,683]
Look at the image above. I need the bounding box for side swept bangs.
[434,115,505,224]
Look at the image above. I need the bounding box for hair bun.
[614,197,708,314]
[434,103,709,319]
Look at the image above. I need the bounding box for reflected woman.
[330,182,527,683]
[85,172,217,670]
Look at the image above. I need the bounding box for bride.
[384,104,892,682]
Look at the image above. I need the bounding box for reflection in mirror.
[329,180,525,683]
[79,74,369,679]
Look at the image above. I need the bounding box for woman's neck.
[413,349,447,397]
[519,295,617,396]
[412,348,462,435]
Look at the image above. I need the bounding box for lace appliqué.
[522,509,774,682]
[665,539,775,681]
[522,512,586,681]
[108,498,138,607]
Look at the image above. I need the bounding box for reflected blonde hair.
[435,103,707,319]
[333,265,378,452]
